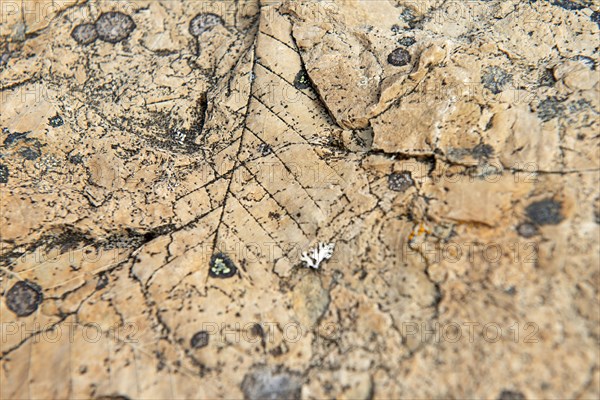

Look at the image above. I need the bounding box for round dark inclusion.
[5,280,43,317]
[209,253,237,278]
[190,330,210,349]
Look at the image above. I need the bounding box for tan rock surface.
[1,1,599,399]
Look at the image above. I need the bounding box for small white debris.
[174,130,187,145]
[301,242,335,269]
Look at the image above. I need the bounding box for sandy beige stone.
[1,1,598,399]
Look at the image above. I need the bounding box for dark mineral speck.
[250,323,265,342]
[48,114,64,128]
[517,222,538,238]
[5,280,43,317]
[95,12,136,44]
[258,143,272,156]
[69,154,84,164]
[591,11,600,27]
[397,37,416,47]
[550,0,590,11]
[3,131,28,147]
[293,70,311,90]
[0,164,8,183]
[190,330,210,349]
[400,8,421,28]
[497,390,526,400]
[537,97,566,122]
[388,172,414,192]
[209,253,237,278]
[505,286,517,295]
[538,68,556,87]
[472,143,494,159]
[526,199,564,225]
[71,23,98,45]
[189,13,224,37]
[482,66,513,95]
[96,274,109,290]
[20,147,40,160]
[572,55,595,69]
[387,48,411,67]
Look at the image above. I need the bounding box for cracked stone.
[0,1,598,399]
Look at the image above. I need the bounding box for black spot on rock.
[537,97,566,122]
[258,143,272,156]
[69,154,84,164]
[447,147,470,161]
[482,66,513,95]
[3,130,29,147]
[517,223,538,238]
[0,164,8,183]
[190,330,210,349]
[397,37,416,47]
[48,114,64,128]
[189,13,224,37]
[388,172,414,192]
[526,199,564,225]
[387,48,411,67]
[96,274,109,290]
[538,68,556,87]
[591,11,600,27]
[20,147,41,160]
[209,253,237,278]
[71,23,98,45]
[497,390,526,400]
[293,70,311,90]
[549,0,591,11]
[95,12,136,44]
[250,323,265,342]
[472,143,494,159]
[5,280,43,317]
[400,8,422,29]
[572,55,595,69]
[241,366,302,400]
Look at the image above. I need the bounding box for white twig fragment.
[301,242,335,269]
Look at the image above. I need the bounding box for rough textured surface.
[0,1,598,399]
